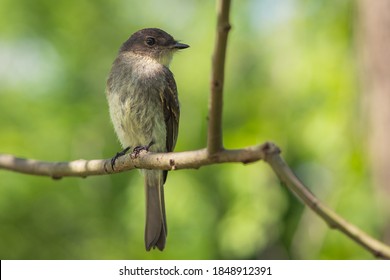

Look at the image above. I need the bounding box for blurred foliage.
[0,0,384,259]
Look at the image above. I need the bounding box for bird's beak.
[173,42,190,49]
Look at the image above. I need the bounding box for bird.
[106,28,189,251]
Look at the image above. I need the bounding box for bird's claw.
[130,141,154,159]
[110,146,131,170]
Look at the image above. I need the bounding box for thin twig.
[208,0,231,154]
[263,144,390,259]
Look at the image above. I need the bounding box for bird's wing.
[161,67,180,153]
[160,68,180,183]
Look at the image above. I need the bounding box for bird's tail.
[144,170,167,251]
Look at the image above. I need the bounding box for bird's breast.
[107,59,167,152]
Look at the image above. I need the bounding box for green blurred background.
[0,0,385,259]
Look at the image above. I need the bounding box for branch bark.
[0,143,270,178]
[208,0,231,154]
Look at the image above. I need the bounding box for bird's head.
[120,28,189,66]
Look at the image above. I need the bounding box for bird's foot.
[110,146,131,170]
[131,141,154,159]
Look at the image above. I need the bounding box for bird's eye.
[145,37,156,46]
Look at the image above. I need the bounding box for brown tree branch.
[0,143,269,178]
[208,0,231,154]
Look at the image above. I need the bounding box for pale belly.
[108,89,167,153]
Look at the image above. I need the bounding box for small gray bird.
[106,28,189,251]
